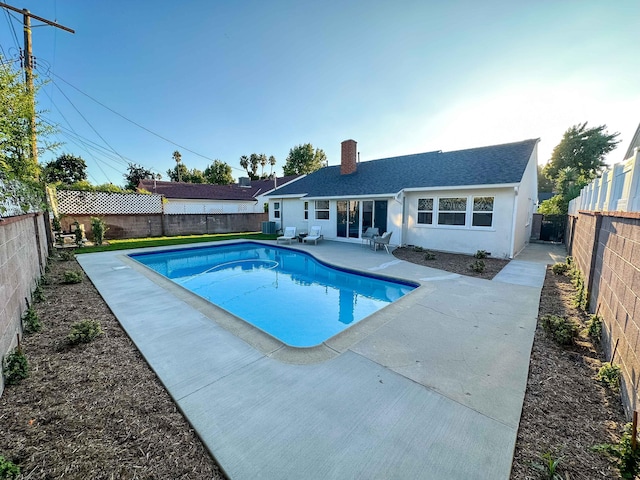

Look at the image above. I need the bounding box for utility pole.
[0,3,74,172]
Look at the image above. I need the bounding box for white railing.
[56,189,163,215]
[569,148,640,214]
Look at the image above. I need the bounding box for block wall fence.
[0,213,49,396]
[567,210,640,417]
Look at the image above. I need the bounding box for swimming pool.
[129,242,417,347]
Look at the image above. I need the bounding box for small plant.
[412,246,424,252]
[2,348,29,385]
[22,306,41,334]
[72,221,83,246]
[63,270,83,284]
[474,249,488,259]
[597,362,621,392]
[58,249,75,261]
[32,283,45,303]
[593,422,640,479]
[66,320,103,345]
[0,455,20,479]
[530,451,563,480]
[470,259,485,273]
[551,262,569,275]
[565,256,574,266]
[51,215,62,232]
[424,251,436,260]
[90,216,109,246]
[587,314,603,341]
[540,314,578,345]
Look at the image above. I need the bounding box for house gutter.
[509,186,519,259]
[401,182,518,192]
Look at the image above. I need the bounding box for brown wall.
[0,213,49,396]
[60,213,268,241]
[567,211,640,417]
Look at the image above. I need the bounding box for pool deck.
[77,240,566,479]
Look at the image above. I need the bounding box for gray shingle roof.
[267,139,539,198]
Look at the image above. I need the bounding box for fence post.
[586,212,603,312]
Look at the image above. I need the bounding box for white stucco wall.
[164,199,260,215]
[402,188,517,258]
[511,142,538,257]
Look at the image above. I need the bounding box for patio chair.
[277,226,296,244]
[372,231,393,253]
[361,227,379,247]
[303,226,323,245]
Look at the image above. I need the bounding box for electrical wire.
[2,8,20,52]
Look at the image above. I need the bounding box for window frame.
[437,197,467,226]
[471,196,494,228]
[273,201,280,219]
[315,200,330,220]
[416,197,433,225]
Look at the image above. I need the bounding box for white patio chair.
[372,231,393,253]
[303,226,323,245]
[277,226,297,244]
[361,227,379,247]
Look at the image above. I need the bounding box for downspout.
[509,186,518,259]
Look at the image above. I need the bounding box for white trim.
[402,183,518,193]
[304,193,394,201]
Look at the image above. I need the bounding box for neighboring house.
[266,139,539,258]
[138,175,301,214]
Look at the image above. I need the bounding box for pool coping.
[119,241,424,365]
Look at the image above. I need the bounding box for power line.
[2,8,20,51]
[49,72,246,173]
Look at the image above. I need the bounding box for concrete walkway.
[77,241,566,479]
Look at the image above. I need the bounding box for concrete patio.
[77,240,566,479]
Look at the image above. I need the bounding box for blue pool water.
[129,242,417,347]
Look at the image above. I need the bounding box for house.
[266,139,539,258]
[138,175,301,215]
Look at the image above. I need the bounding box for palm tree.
[269,155,276,177]
[172,151,182,182]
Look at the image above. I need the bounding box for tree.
[539,123,620,215]
[172,150,182,182]
[0,57,56,181]
[283,143,326,175]
[204,160,234,185]
[124,163,153,191]
[537,164,553,193]
[268,155,276,177]
[543,123,620,184]
[42,154,87,185]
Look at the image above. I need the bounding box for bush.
[587,314,603,341]
[2,348,29,385]
[593,423,640,479]
[58,249,75,261]
[22,306,41,334]
[424,251,436,260]
[63,270,83,284]
[66,320,103,345]
[470,259,485,273]
[541,314,578,345]
[32,283,45,303]
[412,246,424,252]
[0,455,20,479]
[597,362,621,392]
[90,216,108,245]
[474,250,488,259]
[551,262,569,275]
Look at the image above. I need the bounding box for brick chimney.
[341,139,357,175]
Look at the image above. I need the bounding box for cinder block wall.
[568,211,640,417]
[61,214,163,240]
[0,213,49,396]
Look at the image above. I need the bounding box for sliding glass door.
[337,200,388,239]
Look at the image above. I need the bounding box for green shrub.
[412,246,424,252]
[593,423,640,479]
[0,455,20,479]
[51,215,62,232]
[470,259,485,273]
[22,306,41,334]
[32,283,45,303]
[541,314,578,345]
[474,249,488,259]
[73,221,83,246]
[551,262,569,275]
[66,320,103,345]
[90,217,108,246]
[63,270,83,284]
[424,251,436,260]
[530,451,563,480]
[2,348,29,385]
[587,314,603,341]
[596,362,621,392]
[58,249,75,261]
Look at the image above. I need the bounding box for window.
[472,196,493,227]
[304,201,308,220]
[417,198,433,225]
[438,197,466,225]
[315,200,329,220]
[273,201,280,219]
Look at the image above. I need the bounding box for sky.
[1,0,639,186]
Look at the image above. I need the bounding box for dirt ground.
[0,247,630,479]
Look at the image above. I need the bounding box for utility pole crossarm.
[0,2,75,33]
